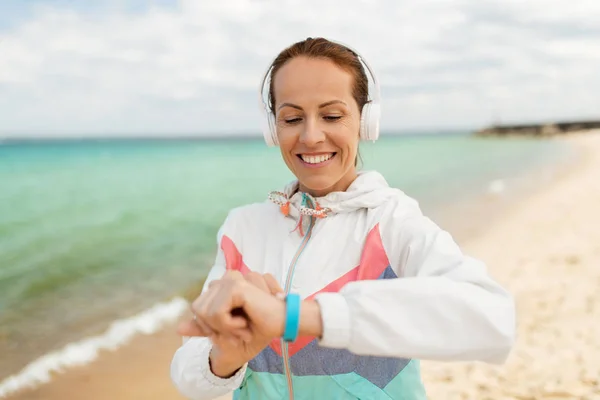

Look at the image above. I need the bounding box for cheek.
[276,129,298,165]
[331,133,359,161]
[335,116,360,160]
[345,144,358,165]
[276,127,294,150]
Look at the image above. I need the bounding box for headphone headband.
[258,38,382,146]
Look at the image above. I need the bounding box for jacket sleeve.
[314,209,516,364]
[170,215,248,400]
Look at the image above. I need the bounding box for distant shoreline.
[474,119,600,137]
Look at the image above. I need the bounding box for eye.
[324,115,342,121]
[284,117,302,124]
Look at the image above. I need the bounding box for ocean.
[0,132,575,393]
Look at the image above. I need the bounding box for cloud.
[0,0,599,137]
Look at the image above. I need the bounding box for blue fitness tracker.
[282,293,301,342]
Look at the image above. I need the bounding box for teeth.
[301,153,333,164]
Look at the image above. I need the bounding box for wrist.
[279,295,323,339]
[209,347,244,379]
[299,299,323,338]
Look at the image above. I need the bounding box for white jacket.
[170,170,515,400]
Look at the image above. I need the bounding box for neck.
[299,169,358,198]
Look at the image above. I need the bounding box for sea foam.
[488,179,506,194]
[0,297,189,398]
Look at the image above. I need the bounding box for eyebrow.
[277,100,347,111]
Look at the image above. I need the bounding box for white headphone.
[258,39,382,147]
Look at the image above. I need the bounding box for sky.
[0,0,599,138]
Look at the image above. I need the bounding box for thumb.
[263,273,284,296]
[176,319,209,337]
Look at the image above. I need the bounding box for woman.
[170,37,515,400]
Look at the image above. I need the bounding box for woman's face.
[272,56,361,197]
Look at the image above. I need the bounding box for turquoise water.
[0,133,572,377]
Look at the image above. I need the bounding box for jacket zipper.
[281,211,316,400]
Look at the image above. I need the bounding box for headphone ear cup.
[269,114,279,146]
[262,112,278,146]
[360,103,380,142]
[359,103,370,141]
[367,103,381,141]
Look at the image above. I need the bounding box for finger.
[223,270,244,281]
[192,314,215,336]
[212,287,251,332]
[194,288,222,331]
[228,315,249,329]
[263,273,284,295]
[232,327,253,343]
[207,279,220,289]
[199,280,249,334]
[177,319,209,337]
[195,316,246,340]
[244,271,269,292]
[211,314,250,340]
[191,282,218,313]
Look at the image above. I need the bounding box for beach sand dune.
[5,131,600,400]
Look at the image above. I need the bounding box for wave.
[487,179,506,194]
[0,297,189,398]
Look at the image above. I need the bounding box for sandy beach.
[422,131,600,399]
[4,130,600,400]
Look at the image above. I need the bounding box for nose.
[299,116,325,146]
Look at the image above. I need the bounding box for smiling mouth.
[297,152,336,165]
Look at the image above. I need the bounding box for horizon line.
[0,128,475,142]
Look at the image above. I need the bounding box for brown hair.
[267,37,370,116]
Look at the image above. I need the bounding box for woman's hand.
[177,271,286,377]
